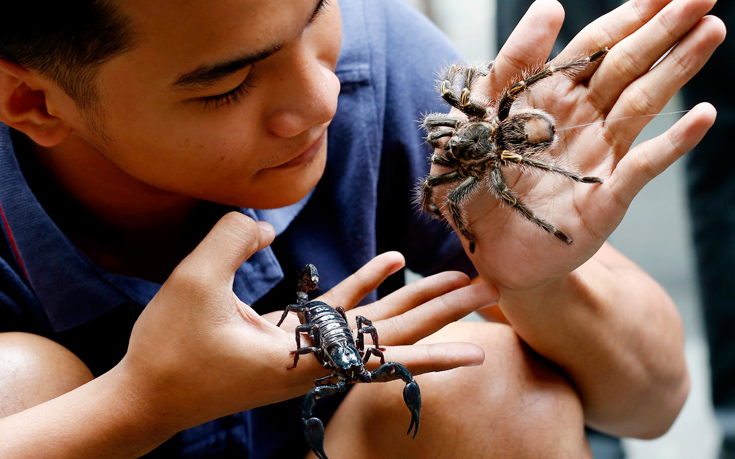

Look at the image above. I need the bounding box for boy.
[0,0,724,457]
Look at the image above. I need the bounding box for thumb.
[176,212,275,284]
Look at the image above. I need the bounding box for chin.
[234,153,326,209]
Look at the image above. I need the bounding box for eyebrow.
[171,44,283,91]
[170,0,326,92]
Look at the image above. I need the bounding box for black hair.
[0,1,136,109]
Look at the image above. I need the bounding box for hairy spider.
[419,48,607,253]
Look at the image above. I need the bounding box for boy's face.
[60,0,342,209]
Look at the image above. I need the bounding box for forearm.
[0,366,177,458]
[489,243,689,438]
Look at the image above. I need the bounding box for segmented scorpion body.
[277,264,421,459]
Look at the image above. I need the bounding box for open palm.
[429,0,721,291]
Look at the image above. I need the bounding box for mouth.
[272,130,327,170]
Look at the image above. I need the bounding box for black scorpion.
[277,264,421,459]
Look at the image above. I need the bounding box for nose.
[264,44,340,138]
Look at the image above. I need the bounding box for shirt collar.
[0,124,309,331]
[0,124,129,331]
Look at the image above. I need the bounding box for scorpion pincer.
[276,264,422,459]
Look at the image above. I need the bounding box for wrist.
[496,269,577,310]
[107,357,188,441]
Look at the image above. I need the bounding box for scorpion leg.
[288,324,323,369]
[335,306,348,322]
[276,303,308,327]
[356,316,385,364]
[288,346,325,370]
[356,316,383,350]
[302,381,350,459]
[362,346,385,366]
[369,362,422,438]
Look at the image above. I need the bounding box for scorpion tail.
[403,379,422,438]
[303,417,329,459]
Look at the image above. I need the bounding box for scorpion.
[276,264,422,459]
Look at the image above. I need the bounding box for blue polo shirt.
[0,0,474,456]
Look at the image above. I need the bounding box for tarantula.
[419,48,608,253]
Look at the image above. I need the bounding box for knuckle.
[220,212,263,253]
[633,149,657,181]
[667,48,696,80]
[612,47,644,82]
[622,85,655,117]
[587,22,615,51]
[166,263,216,298]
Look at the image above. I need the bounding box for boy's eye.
[200,72,257,109]
[308,0,331,25]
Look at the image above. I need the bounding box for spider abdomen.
[496,111,556,155]
[420,50,607,252]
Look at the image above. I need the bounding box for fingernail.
[256,221,274,233]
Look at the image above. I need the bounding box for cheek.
[103,116,262,187]
[316,0,342,70]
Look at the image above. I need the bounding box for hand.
[430,0,725,291]
[116,213,496,434]
[266,251,498,368]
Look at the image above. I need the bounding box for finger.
[371,283,500,346]
[562,0,675,59]
[175,212,275,284]
[588,0,718,110]
[364,342,485,375]
[603,15,725,151]
[486,0,563,97]
[317,251,405,310]
[611,102,716,206]
[355,270,473,320]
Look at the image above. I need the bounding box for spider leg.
[420,169,464,219]
[498,48,608,120]
[422,114,461,130]
[426,129,456,148]
[439,64,489,119]
[488,167,572,244]
[500,151,603,184]
[445,176,480,253]
[430,153,460,168]
[422,115,462,147]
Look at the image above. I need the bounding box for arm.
[430,0,725,437]
[0,213,495,458]
[487,243,687,438]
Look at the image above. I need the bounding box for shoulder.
[338,0,460,80]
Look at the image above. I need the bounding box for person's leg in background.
[683,2,735,458]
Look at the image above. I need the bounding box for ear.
[0,58,73,147]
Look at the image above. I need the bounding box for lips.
[273,130,327,169]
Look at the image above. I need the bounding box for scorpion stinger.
[278,264,422,459]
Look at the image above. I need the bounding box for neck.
[14,131,227,283]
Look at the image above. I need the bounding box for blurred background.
[404,0,722,457]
